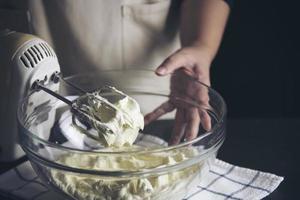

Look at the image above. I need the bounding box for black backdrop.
[211,0,300,118]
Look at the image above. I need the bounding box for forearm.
[180,0,230,61]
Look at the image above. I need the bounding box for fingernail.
[156,67,166,75]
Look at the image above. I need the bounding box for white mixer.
[0,30,61,161]
[0,30,135,161]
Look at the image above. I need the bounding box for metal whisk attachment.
[31,72,117,143]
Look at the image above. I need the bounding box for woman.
[0,0,231,143]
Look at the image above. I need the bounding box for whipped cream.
[51,146,202,200]
[72,86,144,147]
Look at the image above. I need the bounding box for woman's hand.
[144,46,213,145]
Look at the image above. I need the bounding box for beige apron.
[1,0,181,90]
[27,0,181,76]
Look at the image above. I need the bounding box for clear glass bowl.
[18,69,226,200]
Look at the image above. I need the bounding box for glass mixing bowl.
[18,69,226,200]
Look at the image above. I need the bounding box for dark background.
[211,2,300,198]
[211,0,300,118]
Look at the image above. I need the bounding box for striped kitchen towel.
[0,158,283,200]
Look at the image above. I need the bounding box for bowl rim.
[17,69,227,155]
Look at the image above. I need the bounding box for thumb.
[155,50,188,76]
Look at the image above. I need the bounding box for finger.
[169,93,199,111]
[144,101,175,125]
[155,50,191,76]
[184,108,200,141]
[196,84,210,106]
[169,109,186,145]
[200,110,212,131]
[183,73,210,106]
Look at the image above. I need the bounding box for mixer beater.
[31,71,129,144]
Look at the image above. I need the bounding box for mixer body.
[0,30,60,161]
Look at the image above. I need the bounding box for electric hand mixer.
[0,30,119,161]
